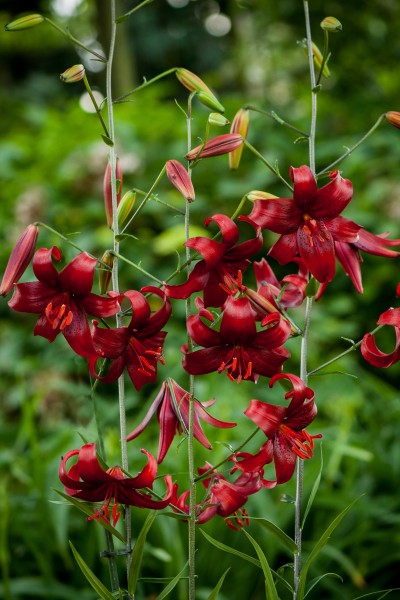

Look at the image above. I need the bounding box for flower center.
[279,424,321,459]
[218,346,252,383]
[128,337,165,377]
[302,213,330,247]
[87,467,125,527]
[45,299,73,331]
[225,508,250,531]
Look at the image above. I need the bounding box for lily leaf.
[304,573,343,597]
[200,529,260,568]
[297,496,361,599]
[54,489,125,543]
[248,517,298,554]
[242,530,279,600]
[353,589,400,600]
[128,511,157,595]
[206,568,231,600]
[69,541,115,600]
[155,560,188,600]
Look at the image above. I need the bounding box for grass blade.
[206,568,231,600]
[200,529,261,568]
[155,560,188,600]
[242,530,279,600]
[249,517,298,554]
[69,541,115,600]
[302,444,323,528]
[128,511,157,595]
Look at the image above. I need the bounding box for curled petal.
[269,232,298,265]
[204,214,240,246]
[335,241,363,294]
[59,252,98,296]
[361,308,400,368]
[290,165,318,211]
[123,449,157,488]
[310,170,353,219]
[248,197,301,233]
[355,229,400,256]
[33,247,62,286]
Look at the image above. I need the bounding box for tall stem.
[106,0,132,589]
[304,0,317,174]
[186,95,197,600]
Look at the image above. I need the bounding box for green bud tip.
[5,14,44,31]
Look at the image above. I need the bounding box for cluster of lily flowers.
[2,157,400,530]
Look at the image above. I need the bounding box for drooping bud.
[385,112,400,129]
[60,64,86,83]
[310,42,330,78]
[5,14,44,31]
[103,158,123,228]
[0,224,38,296]
[246,191,278,202]
[397,282,400,297]
[176,68,225,113]
[115,190,136,229]
[208,113,230,127]
[320,16,342,32]
[186,134,243,161]
[166,160,195,202]
[229,108,249,170]
[98,250,114,294]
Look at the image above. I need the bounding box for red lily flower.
[8,247,120,358]
[248,165,357,284]
[182,294,291,383]
[229,439,276,489]
[126,378,236,463]
[361,307,400,368]
[172,462,263,530]
[89,286,171,390]
[244,373,321,483]
[164,214,263,307]
[59,442,174,526]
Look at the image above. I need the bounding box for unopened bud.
[103,158,123,228]
[305,277,318,298]
[247,191,278,202]
[311,42,330,78]
[98,250,114,294]
[176,68,225,113]
[5,14,44,31]
[60,64,85,83]
[0,224,38,296]
[385,111,400,129]
[208,113,230,126]
[166,160,195,202]
[229,108,249,170]
[186,133,243,161]
[320,16,342,32]
[115,190,136,229]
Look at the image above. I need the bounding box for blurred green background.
[1,0,400,599]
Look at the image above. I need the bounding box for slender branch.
[82,74,110,138]
[315,30,329,87]
[121,166,167,233]
[114,68,178,104]
[44,18,106,62]
[303,0,317,174]
[110,251,163,284]
[316,114,386,176]
[244,105,309,138]
[244,140,294,191]
[115,0,156,23]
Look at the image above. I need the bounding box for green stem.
[244,140,294,191]
[186,94,197,600]
[115,0,156,23]
[244,105,309,138]
[130,188,185,216]
[82,74,110,138]
[110,251,163,284]
[44,18,106,62]
[304,0,317,174]
[114,68,178,104]
[316,114,386,176]
[121,166,167,233]
[315,30,329,87]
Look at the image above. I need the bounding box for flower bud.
[115,190,136,229]
[5,14,44,31]
[60,64,85,83]
[166,160,195,203]
[103,158,123,228]
[229,108,249,170]
[98,250,114,294]
[305,42,330,78]
[385,112,400,129]
[0,224,38,296]
[320,16,342,32]
[186,133,243,161]
[176,68,225,113]
[208,113,230,127]
[246,191,278,202]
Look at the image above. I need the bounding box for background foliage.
[1,0,400,598]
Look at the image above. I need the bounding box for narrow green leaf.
[54,489,125,543]
[207,568,231,600]
[155,560,188,600]
[69,541,115,600]
[297,496,361,599]
[200,529,261,568]
[353,589,400,600]
[101,134,114,147]
[115,233,139,242]
[249,517,298,554]
[304,573,343,597]
[128,511,157,594]
[302,444,323,528]
[242,530,279,600]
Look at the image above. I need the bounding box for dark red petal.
[186,237,228,269]
[124,449,157,488]
[164,261,210,300]
[8,281,56,314]
[33,247,61,286]
[355,229,400,257]
[220,296,257,344]
[89,354,126,383]
[205,214,240,245]
[140,286,172,336]
[166,159,195,202]
[244,400,287,438]
[61,300,98,358]
[290,165,318,211]
[183,346,228,376]
[212,480,249,517]
[59,252,97,296]
[269,232,298,265]
[76,443,112,483]
[273,435,297,484]
[248,346,290,378]
[255,313,292,348]
[325,216,361,243]
[126,381,166,442]
[361,332,400,368]
[81,292,121,318]
[120,475,174,509]
[34,313,61,343]
[124,290,151,328]
[92,323,128,358]
[297,224,336,283]
[254,258,280,289]
[249,198,301,233]
[194,401,236,429]
[59,449,82,490]
[378,307,400,327]
[156,387,179,462]
[231,440,274,473]
[269,373,313,407]
[335,241,363,293]
[187,313,224,347]
[310,170,353,219]
[226,229,264,262]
